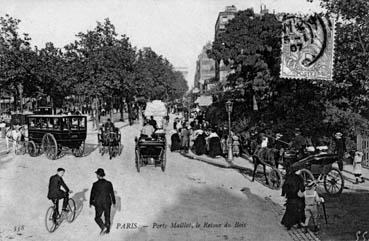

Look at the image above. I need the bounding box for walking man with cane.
[90,168,116,235]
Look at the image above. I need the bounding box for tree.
[0,15,39,110]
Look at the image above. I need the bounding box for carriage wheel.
[268,168,283,190]
[42,133,58,160]
[299,168,315,186]
[135,149,141,173]
[73,141,85,157]
[324,167,344,195]
[161,151,166,172]
[28,140,38,157]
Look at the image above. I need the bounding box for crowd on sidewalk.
[169,113,240,158]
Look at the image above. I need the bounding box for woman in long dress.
[281,171,305,230]
[193,130,206,155]
[170,130,181,152]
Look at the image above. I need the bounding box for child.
[220,135,228,157]
[232,135,240,157]
[299,180,324,233]
[353,151,365,184]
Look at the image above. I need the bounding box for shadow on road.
[83,143,98,157]
[318,190,369,241]
[111,191,121,225]
[125,186,286,241]
[71,188,89,220]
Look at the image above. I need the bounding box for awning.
[195,95,213,107]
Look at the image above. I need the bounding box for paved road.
[0,121,292,241]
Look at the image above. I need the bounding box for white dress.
[353,151,363,175]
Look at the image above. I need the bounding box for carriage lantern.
[225,100,233,162]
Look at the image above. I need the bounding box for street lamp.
[225,100,233,162]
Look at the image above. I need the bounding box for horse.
[250,136,284,185]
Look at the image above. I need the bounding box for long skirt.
[281,198,305,228]
[170,133,181,152]
[193,136,206,155]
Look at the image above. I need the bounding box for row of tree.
[0,16,188,113]
[205,0,369,145]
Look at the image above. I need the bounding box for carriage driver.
[104,118,115,131]
[47,168,73,220]
[140,121,155,139]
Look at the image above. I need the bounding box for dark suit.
[90,179,116,231]
[47,174,70,216]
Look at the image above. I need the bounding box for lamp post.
[225,100,233,162]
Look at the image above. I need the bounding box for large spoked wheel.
[268,168,283,190]
[27,140,38,157]
[66,198,76,223]
[324,167,344,195]
[161,151,166,172]
[45,206,57,233]
[42,133,58,160]
[72,141,85,157]
[299,168,315,187]
[135,149,141,173]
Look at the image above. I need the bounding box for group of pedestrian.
[281,170,324,233]
[170,116,241,158]
[47,167,116,235]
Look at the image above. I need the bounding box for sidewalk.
[182,149,369,191]
[180,151,321,241]
[0,138,8,156]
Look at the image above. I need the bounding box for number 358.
[14,225,24,232]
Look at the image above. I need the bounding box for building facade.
[214,5,237,83]
[193,42,216,93]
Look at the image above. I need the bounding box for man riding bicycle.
[47,168,72,221]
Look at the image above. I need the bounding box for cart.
[27,115,87,159]
[288,150,344,195]
[98,127,122,159]
[134,133,166,172]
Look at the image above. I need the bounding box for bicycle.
[45,198,76,233]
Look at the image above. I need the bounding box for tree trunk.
[126,96,132,125]
[119,96,124,121]
[50,96,55,114]
[13,91,18,112]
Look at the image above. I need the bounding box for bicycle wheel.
[45,206,57,233]
[66,199,76,223]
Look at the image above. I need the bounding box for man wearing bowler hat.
[90,168,116,234]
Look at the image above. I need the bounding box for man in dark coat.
[90,168,116,235]
[148,116,157,130]
[47,168,72,220]
[333,132,346,171]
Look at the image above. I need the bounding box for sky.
[0,0,322,88]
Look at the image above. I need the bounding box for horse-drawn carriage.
[134,131,167,172]
[26,115,87,159]
[250,138,344,195]
[285,147,344,195]
[98,126,122,159]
